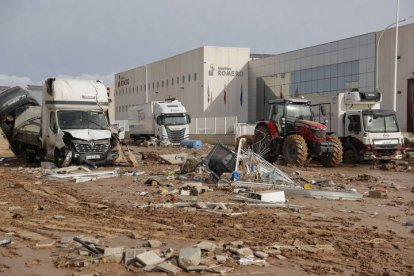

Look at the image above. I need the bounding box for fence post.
[224,117,227,135]
[204,117,207,134]
[195,118,198,134]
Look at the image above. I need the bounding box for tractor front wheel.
[282,134,308,166]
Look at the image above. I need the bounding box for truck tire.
[253,125,274,161]
[343,146,359,164]
[319,135,343,167]
[282,134,308,166]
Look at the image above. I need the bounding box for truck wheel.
[282,134,308,166]
[320,135,343,167]
[253,125,273,161]
[343,147,359,164]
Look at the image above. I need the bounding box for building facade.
[114,46,250,122]
[114,23,414,133]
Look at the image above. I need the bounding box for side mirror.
[320,105,326,116]
[186,114,191,124]
[156,117,162,126]
[272,105,278,114]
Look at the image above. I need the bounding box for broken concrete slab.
[229,247,253,257]
[254,251,269,259]
[124,248,146,265]
[185,265,208,272]
[215,255,227,264]
[196,241,217,251]
[136,251,164,266]
[178,247,201,267]
[147,239,163,248]
[159,154,188,165]
[155,262,180,275]
[103,247,124,263]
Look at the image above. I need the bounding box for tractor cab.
[268,98,313,135]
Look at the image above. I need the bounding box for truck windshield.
[286,104,312,122]
[159,114,188,125]
[363,114,399,133]
[58,111,108,130]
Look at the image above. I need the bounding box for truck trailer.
[307,91,404,163]
[128,100,191,145]
[0,78,119,167]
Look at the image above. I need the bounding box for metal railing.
[189,116,256,136]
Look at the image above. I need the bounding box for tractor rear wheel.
[319,135,343,167]
[282,134,308,166]
[253,125,273,161]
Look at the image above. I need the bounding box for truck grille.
[165,126,185,144]
[73,139,110,154]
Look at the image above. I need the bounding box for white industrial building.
[115,23,414,135]
[114,46,250,123]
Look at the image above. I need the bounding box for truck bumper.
[363,150,403,161]
[73,147,118,166]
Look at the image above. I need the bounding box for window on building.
[182,76,185,83]
[194,73,197,81]
[157,81,159,88]
[152,82,155,89]
[162,80,164,87]
[177,77,179,84]
[140,85,142,92]
[166,79,169,87]
[188,74,191,82]
[132,87,134,93]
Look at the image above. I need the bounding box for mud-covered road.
[0,135,413,275]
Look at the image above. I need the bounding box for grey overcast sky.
[1,0,413,86]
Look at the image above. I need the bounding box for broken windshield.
[57,111,108,130]
[363,114,399,133]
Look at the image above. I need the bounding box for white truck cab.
[129,100,190,145]
[42,78,117,166]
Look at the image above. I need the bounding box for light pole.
[392,0,400,112]
[375,14,413,92]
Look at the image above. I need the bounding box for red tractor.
[253,98,342,167]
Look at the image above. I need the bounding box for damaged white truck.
[0,78,119,167]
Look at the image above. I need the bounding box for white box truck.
[0,78,119,167]
[128,100,191,145]
[308,90,404,163]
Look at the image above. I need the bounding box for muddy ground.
[0,135,413,276]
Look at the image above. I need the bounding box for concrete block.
[104,247,124,263]
[124,248,146,265]
[276,254,287,260]
[196,241,217,251]
[228,240,244,247]
[215,255,227,264]
[136,251,164,266]
[229,247,253,257]
[178,247,201,267]
[254,251,269,259]
[156,262,180,275]
[148,239,163,248]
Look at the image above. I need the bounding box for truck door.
[46,111,58,159]
[345,114,362,137]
